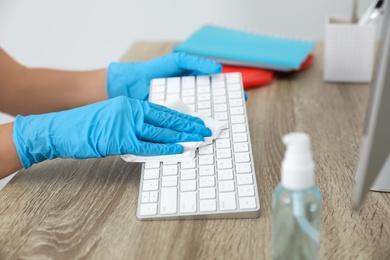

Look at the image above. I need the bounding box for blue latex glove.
[13,96,212,168]
[106,53,222,100]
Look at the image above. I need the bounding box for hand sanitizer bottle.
[272,132,322,260]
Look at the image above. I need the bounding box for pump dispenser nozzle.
[281,132,315,190]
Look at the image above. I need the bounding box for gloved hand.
[12,96,212,168]
[106,52,222,100]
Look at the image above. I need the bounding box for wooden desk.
[1,42,389,260]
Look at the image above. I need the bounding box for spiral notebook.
[173,25,315,72]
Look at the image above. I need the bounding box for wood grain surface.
[1,42,389,260]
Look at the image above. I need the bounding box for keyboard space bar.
[160,187,177,215]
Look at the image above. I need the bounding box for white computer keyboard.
[137,72,260,220]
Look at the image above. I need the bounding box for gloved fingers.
[145,53,222,78]
[175,53,222,75]
[140,124,204,143]
[145,107,212,137]
[135,141,184,156]
[149,102,204,125]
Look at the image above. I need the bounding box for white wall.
[0,0,377,70]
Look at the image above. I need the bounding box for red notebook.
[222,65,273,89]
[222,54,314,90]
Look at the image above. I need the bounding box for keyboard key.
[229,99,243,107]
[219,192,237,211]
[181,160,196,169]
[140,203,158,216]
[163,161,178,165]
[198,109,212,117]
[217,159,233,170]
[199,188,216,199]
[141,192,150,203]
[227,83,241,91]
[199,176,215,187]
[198,85,210,93]
[218,180,235,192]
[166,94,180,100]
[180,180,196,192]
[214,104,227,112]
[213,96,227,104]
[144,169,160,180]
[199,165,215,176]
[182,76,195,88]
[217,169,234,180]
[197,75,210,85]
[142,180,159,191]
[216,139,231,149]
[182,89,195,97]
[239,197,257,210]
[151,78,166,85]
[234,152,250,163]
[150,191,159,202]
[214,112,228,121]
[167,77,180,93]
[199,155,214,165]
[229,91,242,99]
[162,176,178,187]
[236,163,252,174]
[226,73,240,83]
[181,169,196,180]
[197,101,211,109]
[200,199,217,212]
[234,143,249,152]
[213,88,226,96]
[180,192,197,213]
[198,144,214,155]
[216,148,232,159]
[152,84,165,93]
[211,74,225,82]
[237,174,253,185]
[232,124,246,133]
[217,129,230,139]
[230,107,244,115]
[238,185,255,197]
[231,115,245,124]
[160,187,177,214]
[150,93,164,101]
[144,162,160,169]
[163,165,178,176]
[212,81,225,89]
[198,93,211,101]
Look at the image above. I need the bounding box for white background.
[0,0,380,70]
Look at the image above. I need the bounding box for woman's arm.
[0,48,108,116]
[0,48,108,178]
[0,50,222,179]
[0,123,22,179]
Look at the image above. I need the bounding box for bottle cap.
[281,132,315,190]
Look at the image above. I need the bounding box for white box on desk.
[323,16,376,83]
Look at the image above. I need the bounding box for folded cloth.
[121,100,228,163]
